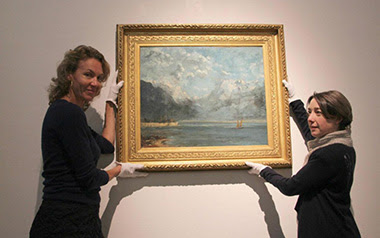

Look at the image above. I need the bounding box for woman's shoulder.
[44,100,86,127]
[48,99,84,117]
[311,144,355,165]
[316,143,355,154]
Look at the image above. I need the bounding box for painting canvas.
[116,24,292,171]
[140,46,267,148]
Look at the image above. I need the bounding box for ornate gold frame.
[116,24,291,171]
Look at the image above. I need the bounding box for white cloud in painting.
[140,46,266,120]
[141,47,214,102]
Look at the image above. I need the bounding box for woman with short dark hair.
[246,81,361,238]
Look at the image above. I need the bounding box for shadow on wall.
[31,106,290,238]
[101,169,292,238]
[82,105,291,238]
[33,159,292,238]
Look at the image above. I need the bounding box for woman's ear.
[335,117,343,130]
[67,74,74,87]
[336,116,343,125]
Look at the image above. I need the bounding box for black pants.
[30,200,104,238]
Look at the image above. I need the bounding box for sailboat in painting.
[236,119,243,129]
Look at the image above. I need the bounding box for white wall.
[1,0,378,237]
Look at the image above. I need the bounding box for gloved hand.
[245,161,268,175]
[106,70,124,108]
[282,79,298,102]
[116,162,149,178]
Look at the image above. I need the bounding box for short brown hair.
[307,90,353,130]
[48,45,110,105]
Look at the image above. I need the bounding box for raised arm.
[102,70,124,180]
[283,80,314,143]
[290,100,314,143]
[102,70,124,145]
[102,102,118,144]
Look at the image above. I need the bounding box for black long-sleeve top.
[259,100,360,238]
[41,99,114,205]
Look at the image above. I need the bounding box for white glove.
[117,162,149,178]
[245,161,268,175]
[106,70,124,107]
[282,79,298,102]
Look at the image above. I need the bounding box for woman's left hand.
[106,70,124,107]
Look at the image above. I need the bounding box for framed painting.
[116,24,291,171]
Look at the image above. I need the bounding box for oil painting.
[140,46,267,148]
[116,24,292,170]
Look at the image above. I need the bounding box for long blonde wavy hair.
[48,45,110,105]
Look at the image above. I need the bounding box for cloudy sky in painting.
[140,46,264,102]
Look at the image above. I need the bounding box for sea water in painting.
[140,46,267,147]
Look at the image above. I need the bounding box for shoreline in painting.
[141,119,267,128]
[179,119,267,124]
[141,135,170,147]
[142,122,179,127]
[141,120,268,147]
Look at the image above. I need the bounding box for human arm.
[290,100,314,143]
[102,70,124,145]
[282,79,314,143]
[101,71,147,179]
[258,145,345,196]
[58,104,109,189]
[102,102,117,144]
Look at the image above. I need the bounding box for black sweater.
[41,99,114,205]
[260,100,361,238]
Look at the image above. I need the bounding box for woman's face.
[307,98,341,138]
[68,58,105,106]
